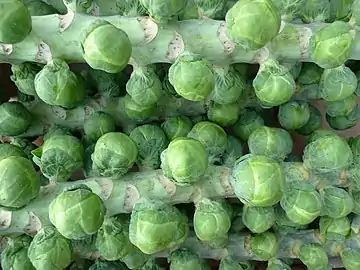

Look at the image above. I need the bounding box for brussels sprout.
[1,235,34,270]
[0,0,32,44]
[225,0,280,50]
[84,111,116,142]
[129,124,169,169]
[129,199,188,254]
[81,20,131,73]
[298,243,329,270]
[295,105,322,136]
[124,94,156,121]
[248,126,293,161]
[92,132,138,178]
[253,60,296,108]
[242,205,275,233]
[280,182,322,225]
[207,102,240,126]
[117,0,147,16]
[273,0,303,22]
[139,0,187,21]
[211,66,246,104]
[319,216,350,240]
[0,101,32,136]
[34,59,85,109]
[307,129,336,143]
[320,186,354,218]
[328,0,353,22]
[49,186,106,239]
[349,135,360,164]
[168,53,214,101]
[120,239,150,269]
[326,105,360,131]
[319,65,357,102]
[250,231,278,261]
[89,260,128,270]
[0,143,26,161]
[309,21,353,69]
[219,258,251,270]
[85,68,125,97]
[222,135,243,167]
[233,109,265,141]
[297,63,324,85]
[231,155,285,207]
[193,0,227,19]
[278,101,311,130]
[282,162,312,184]
[303,134,353,173]
[161,116,193,141]
[161,137,208,185]
[169,249,206,270]
[10,63,42,96]
[273,206,308,234]
[126,67,162,106]
[300,0,330,23]
[43,125,72,141]
[326,94,357,117]
[28,226,73,270]
[140,259,166,270]
[340,248,360,270]
[266,259,291,270]
[26,0,57,15]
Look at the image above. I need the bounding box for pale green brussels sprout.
[242,205,275,233]
[248,126,293,161]
[1,235,34,270]
[307,128,336,143]
[129,124,169,170]
[126,67,162,106]
[280,182,322,225]
[161,137,208,185]
[320,186,354,218]
[0,0,32,43]
[28,226,73,270]
[49,186,106,239]
[124,94,156,121]
[231,155,285,207]
[0,101,32,136]
[169,249,206,270]
[81,20,131,73]
[85,68,125,97]
[340,248,360,270]
[319,65,357,102]
[168,53,214,101]
[295,105,322,136]
[161,116,193,141]
[319,216,350,240]
[193,0,226,19]
[326,94,357,117]
[210,66,246,104]
[273,0,304,21]
[298,244,329,270]
[0,156,39,208]
[92,132,138,178]
[0,143,26,161]
[253,60,296,108]
[10,63,42,96]
[84,111,116,142]
[309,21,353,69]
[328,0,353,22]
[303,134,353,173]
[129,199,189,254]
[326,106,360,131]
[89,260,128,270]
[26,0,57,15]
[266,259,291,270]
[139,0,187,22]
[222,135,243,167]
[207,102,240,127]
[233,109,265,141]
[34,59,85,109]
[225,0,280,50]
[278,101,310,130]
[250,232,278,261]
[300,0,330,23]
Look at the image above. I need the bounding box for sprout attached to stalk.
[139,0,188,22]
[295,104,322,136]
[84,111,116,142]
[320,186,354,218]
[242,205,275,234]
[0,101,32,136]
[124,94,157,121]
[326,105,360,131]
[278,101,310,130]
[326,94,357,117]
[340,248,360,270]
[161,116,193,141]
[0,143,27,161]
[169,249,208,270]
[233,109,265,141]
[222,135,243,167]
[298,243,329,270]
[319,216,351,241]
[250,231,279,261]
[1,235,34,270]
[10,63,42,96]
[207,102,240,126]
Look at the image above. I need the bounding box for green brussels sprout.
[340,248,360,270]
[129,199,189,254]
[89,260,128,270]
[278,101,311,130]
[139,0,187,21]
[326,105,360,131]
[307,128,336,143]
[161,137,208,185]
[210,66,246,104]
[0,0,32,44]
[349,135,360,164]
[250,232,278,261]
[169,249,206,270]
[34,59,85,109]
[43,125,72,141]
[300,0,330,23]
[1,235,34,270]
[273,207,308,234]
[253,60,296,108]
[319,65,357,102]
[193,0,227,19]
[81,20,132,73]
[120,239,150,269]
[328,0,353,22]
[233,109,265,141]
[297,63,324,85]
[0,143,26,161]
[280,182,322,225]
[187,121,227,160]
[49,186,106,239]
[298,244,329,270]
[273,0,303,22]
[207,102,240,126]
[248,126,293,161]
[242,205,275,233]
[168,53,214,101]
[161,116,193,141]
[85,68,125,97]
[231,155,285,207]
[126,67,162,106]
[92,132,138,178]
[309,21,353,69]
[26,0,57,15]
[117,0,147,16]
[326,94,357,117]
[320,186,354,218]
[28,226,73,270]
[225,0,280,50]
[84,111,116,142]
[129,124,169,170]
[280,62,302,81]
[319,216,350,240]
[124,94,156,121]
[222,135,243,167]
[10,63,42,96]
[303,134,353,173]
[295,105,322,136]
[266,259,291,270]
[0,101,32,136]
[282,162,312,184]
[0,156,39,208]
